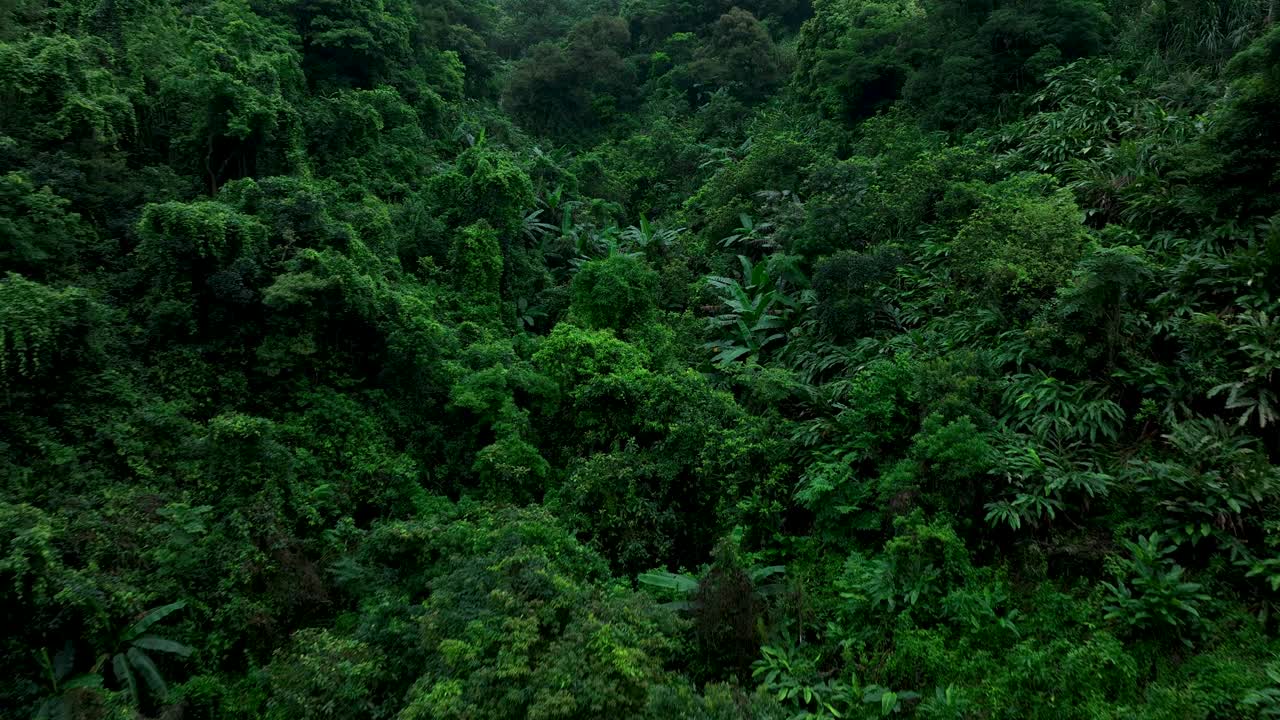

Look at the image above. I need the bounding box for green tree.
[265,629,382,720]
[812,248,902,342]
[0,173,92,278]
[571,253,659,331]
[1194,25,1280,216]
[390,508,680,720]
[794,0,916,121]
[950,175,1089,308]
[450,221,504,320]
[693,8,784,101]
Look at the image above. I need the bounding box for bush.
[394,507,679,720]
[265,630,383,720]
[450,221,504,320]
[951,176,1088,308]
[812,247,902,341]
[571,254,659,331]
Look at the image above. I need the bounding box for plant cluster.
[4,0,1280,717]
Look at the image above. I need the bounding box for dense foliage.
[3,0,1280,717]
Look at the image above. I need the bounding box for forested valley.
[3,0,1280,717]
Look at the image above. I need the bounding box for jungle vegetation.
[3,0,1280,717]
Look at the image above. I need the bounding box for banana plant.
[636,570,699,610]
[516,297,547,329]
[32,602,192,716]
[538,183,567,221]
[452,123,486,148]
[536,206,580,277]
[637,564,785,612]
[33,642,104,720]
[567,226,642,272]
[718,213,776,250]
[704,255,803,365]
[102,601,193,707]
[520,209,557,244]
[621,215,683,256]
[699,137,753,171]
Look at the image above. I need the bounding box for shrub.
[571,254,659,331]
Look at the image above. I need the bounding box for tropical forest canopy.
[3,0,1280,717]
